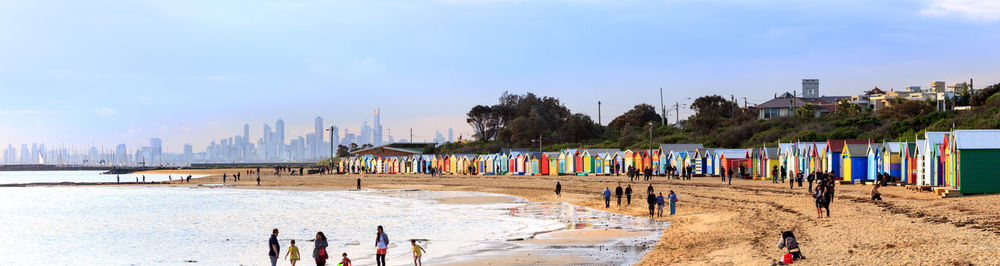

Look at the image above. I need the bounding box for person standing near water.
[142,175,145,183]
[555,181,562,197]
[375,226,389,266]
[116,175,119,184]
[646,192,656,218]
[615,183,623,206]
[411,240,426,266]
[625,184,632,205]
[655,193,665,217]
[223,173,227,184]
[313,231,328,266]
[603,187,611,208]
[357,178,361,190]
[668,190,678,215]
[257,176,261,186]
[268,228,280,266]
[285,240,300,266]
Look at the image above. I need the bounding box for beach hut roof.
[501,148,533,154]
[844,144,868,156]
[827,139,870,152]
[716,149,747,159]
[543,152,561,157]
[659,144,705,153]
[924,131,949,144]
[583,148,622,155]
[884,142,903,153]
[764,147,779,159]
[953,129,1000,149]
[867,143,883,154]
[914,140,926,154]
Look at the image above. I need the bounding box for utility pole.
[538,134,542,152]
[743,97,748,109]
[731,95,736,118]
[327,126,335,160]
[410,128,413,143]
[660,88,665,125]
[598,101,602,125]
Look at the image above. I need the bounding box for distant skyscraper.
[20,144,29,164]
[373,108,383,146]
[183,143,193,163]
[448,128,454,142]
[276,119,285,160]
[314,116,323,159]
[150,138,163,164]
[330,126,340,150]
[263,124,273,159]
[360,121,372,145]
[115,144,127,165]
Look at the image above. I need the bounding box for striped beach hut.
[921,132,949,186]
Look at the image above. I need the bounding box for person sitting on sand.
[778,230,804,260]
[871,184,883,201]
[603,187,611,208]
[411,240,426,266]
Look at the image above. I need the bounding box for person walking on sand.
[647,183,654,195]
[603,187,612,208]
[807,172,815,193]
[555,181,562,197]
[357,178,361,190]
[375,226,389,266]
[814,185,826,218]
[668,190,678,215]
[615,183,624,206]
[268,228,280,266]
[142,175,145,183]
[411,240,426,266]
[625,184,632,205]
[285,239,300,266]
[223,174,227,184]
[313,231,328,266]
[256,176,261,186]
[646,192,656,218]
[721,167,726,182]
[796,171,803,188]
[655,192,665,217]
[871,184,883,201]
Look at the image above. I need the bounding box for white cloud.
[921,0,1000,21]
[97,108,117,115]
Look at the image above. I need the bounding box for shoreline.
[9,170,1000,264]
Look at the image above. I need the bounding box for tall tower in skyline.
[275,119,285,160]
[314,116,323,159]
[150,138,162,164]
[448,128,454,142]
[373,108,383,146]
[263,124,273,160]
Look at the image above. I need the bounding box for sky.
[1,0,999,152]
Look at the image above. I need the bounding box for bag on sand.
[782,253,794,264]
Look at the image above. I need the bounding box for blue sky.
[1,0,999,152]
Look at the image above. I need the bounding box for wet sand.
[127,171,1000,264]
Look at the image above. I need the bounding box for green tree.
[608,104,663,131]
[467,105,501,141]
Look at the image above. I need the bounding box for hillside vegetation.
[438,83,1000,154]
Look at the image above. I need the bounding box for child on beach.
[411,240,426,266]
[339,253,351,266]
[284,240,300,266]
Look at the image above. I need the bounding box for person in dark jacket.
[615,183,624,206]
[778,231,804,260]
[555,181,562,197]
[646,192,656,218]
[314,231,329,266]
[625,184,633,205]
[603,187,612,208]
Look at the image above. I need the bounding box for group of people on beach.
[600,182,678,218]
[268,226,425,266]
[810,171,838,218]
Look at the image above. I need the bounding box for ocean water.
[0,170,204,184]
[0,186,571,265]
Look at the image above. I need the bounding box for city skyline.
[1,108,461,165]
[2,0,999,152]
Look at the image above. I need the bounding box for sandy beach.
[141,169,1000,265]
